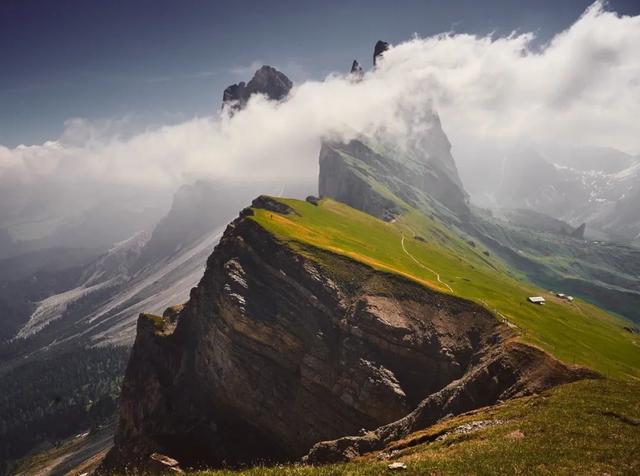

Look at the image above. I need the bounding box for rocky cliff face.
[319,137,469,222]
[102,197,588,471]
[306,340,589,463]
[223,65,292,110]
[350,60,364,80]
[373,40,389,66]
[322,40,468,223]
[318,141,402,221]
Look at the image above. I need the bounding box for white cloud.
[0,1,638,192]
[379,2,640,154]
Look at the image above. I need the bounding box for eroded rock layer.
[102,198,590,471]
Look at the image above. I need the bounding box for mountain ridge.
[101,196,594,471]
[6,41,640,475]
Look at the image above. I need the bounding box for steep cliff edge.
[319,41,468,222]
[319,137,469,224]
[318,134,640,324]
[102,197,590,471]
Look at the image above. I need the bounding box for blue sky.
[2,0,639,147]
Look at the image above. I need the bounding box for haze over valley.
[1,1,639,475]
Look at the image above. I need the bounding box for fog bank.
[1,1,638,192]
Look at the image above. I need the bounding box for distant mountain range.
[459,144,640,244]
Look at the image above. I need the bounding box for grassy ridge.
[251,198,640,380]
[193,379,640,475]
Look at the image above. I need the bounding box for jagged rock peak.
[350,60,364,79]
[222,65,292,110]
[373,40,389,66]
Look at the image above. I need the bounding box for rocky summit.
[350,60,364,79]
[222,65,293,110]
[373,40,389,66]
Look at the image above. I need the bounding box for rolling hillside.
[319,139,640,324]
[252,197,640,380]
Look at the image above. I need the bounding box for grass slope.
[193,379,640,476]
[251,198,640,380]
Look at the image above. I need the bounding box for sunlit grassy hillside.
[252,198,640,380]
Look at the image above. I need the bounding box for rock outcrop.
[102,197,590,472]
[350,60,364,80]
[222,65,292,110]
[319,137,469,222]
[374,40,389,66]
[306,341,593,462]
[318,141,402,221]
[319,41,469,222]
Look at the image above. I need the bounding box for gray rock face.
[319,137,469,222]
[102,201,588,472]
[374,40,389,66]
[350,60,364,79]
[306,341,593,463]
[222,65,292,110]
[318,141,402,221]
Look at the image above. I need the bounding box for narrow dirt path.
[400,224,517,329]
[400,234,454,293]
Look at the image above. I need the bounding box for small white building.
[528,296,546,305]
[556,293,575,302]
